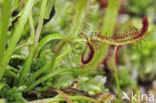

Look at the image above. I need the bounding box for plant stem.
[114,72,121,103]
[29,13,35,41]
[18,48,35,85]
[35,0,48,47]
[15,42,33,50]
[17,14,35,85]
[18,0,47,85]
[113,46,121,102]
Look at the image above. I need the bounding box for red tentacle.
[140,17,149,35]
[81,42,94,64]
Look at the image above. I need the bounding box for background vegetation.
[0,0,156,103]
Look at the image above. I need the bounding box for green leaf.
[27,68,80,90]
[0,0,12,61]
[18,0,48,85]
[0,0,35,80]
[26,40,66,85]
[101,0,120,36]
[35,0,48,47]
[35,34,67,57]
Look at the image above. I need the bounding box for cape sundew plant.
[0,0,149,102]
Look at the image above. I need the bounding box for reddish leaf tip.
[141,17,149,35]
[81,42,94,64]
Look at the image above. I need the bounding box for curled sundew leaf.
[81,41,95,64]
[80,0,119,71]
[81,18,148,71]
[92,17,149,46]
[49,88,73,103]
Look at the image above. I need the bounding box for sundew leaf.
[82,0,120,71]
[68,0,88,36]
[92,18,149,45]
